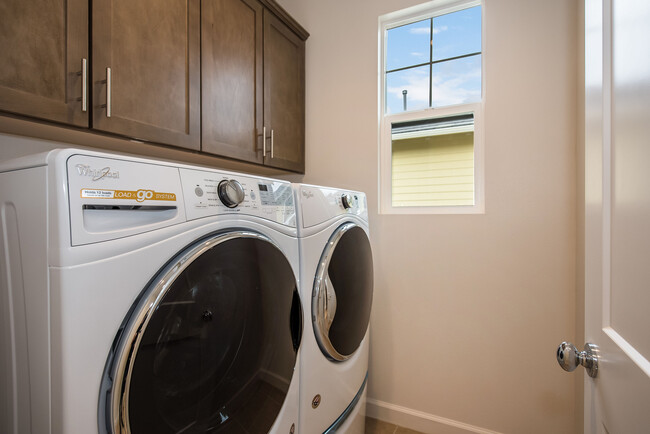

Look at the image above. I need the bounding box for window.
[379,0,484,214]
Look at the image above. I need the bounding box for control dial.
[341,193,356,209]
[218,179,245,208]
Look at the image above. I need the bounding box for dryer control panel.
[297,185,368,228]
[179,168,296,227]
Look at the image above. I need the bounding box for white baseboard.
[366,399,503,434]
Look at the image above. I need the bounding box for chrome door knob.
[556,342,599,378]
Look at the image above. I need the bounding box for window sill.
[379,203,485,215]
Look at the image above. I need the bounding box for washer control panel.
[217,179,245,208]
[180,168,295,227]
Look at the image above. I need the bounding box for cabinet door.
[263,10,305,173]
[0,0,89,126]
[202,0,263,164]
[92,0,200,150]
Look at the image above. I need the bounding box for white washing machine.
[293,184,373,434]
[0,147,304,434]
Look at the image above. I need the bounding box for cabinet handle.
[78,58,87,112]
[263,126,267,157]
[105,67,112,118]
[271,129,274,158]
[101,68,112,118]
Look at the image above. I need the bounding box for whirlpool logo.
[76,164,119,181]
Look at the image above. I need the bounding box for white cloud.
[409,26,430,35]
[433,25,448,34]
[431,67,481,106]
[386,69,430,113]
[386,64,481,113]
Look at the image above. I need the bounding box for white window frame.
[378,0,485,215]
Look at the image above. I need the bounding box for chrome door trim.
[101,230,280,434]
[323,372,368,434]
[313,222,362,362]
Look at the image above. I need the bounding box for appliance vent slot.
[81,205,179,235]
[82,205,177,211]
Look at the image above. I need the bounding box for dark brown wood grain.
[258,0,308,41]
[0,0,89,126]
[92,0,201,150]
[201,0,264,164]
[0,0,306,172]
[264,9,305,173]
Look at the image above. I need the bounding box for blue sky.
[385,6,482,114]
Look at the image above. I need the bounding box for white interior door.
[584,0,650,432]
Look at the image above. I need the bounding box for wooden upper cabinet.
[0,0,89,126]
[92,0,201,150]
[201,0,264,164]
[201,0,306,172]
[0,0,306,172]
[263,9,305,172]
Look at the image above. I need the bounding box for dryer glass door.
[101,231,302,434]
[313,223,374,361]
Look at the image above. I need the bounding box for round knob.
[556,341,599,378]
[556,342,579,372]
[218,179,245,208]
[341,193,355,209]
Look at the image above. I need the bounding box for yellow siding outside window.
[391,131,474,207]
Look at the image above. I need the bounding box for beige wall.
[278,0,578,432]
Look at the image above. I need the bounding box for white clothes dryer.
[0,146,303,434]
[293,184,373,434]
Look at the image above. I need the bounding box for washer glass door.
[313,223,373,361]
[100,231,302,434]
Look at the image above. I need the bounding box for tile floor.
[365,417,425,434]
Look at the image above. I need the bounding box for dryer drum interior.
[99,231,302,434]
[313,223,374,362]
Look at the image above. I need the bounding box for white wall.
[277,0,578,433]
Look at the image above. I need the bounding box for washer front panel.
[67,154,186,246]
[100,231,301,434]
